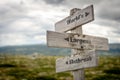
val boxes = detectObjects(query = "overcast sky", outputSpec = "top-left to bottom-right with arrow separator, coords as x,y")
0,0 -> 120,46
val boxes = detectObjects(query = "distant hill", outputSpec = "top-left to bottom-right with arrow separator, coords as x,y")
0,44 -> 71,56
0,44 -> 120,56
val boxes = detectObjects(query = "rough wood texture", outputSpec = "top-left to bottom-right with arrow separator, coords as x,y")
70,10 -> 85,79
47,31 -> 109,50
55,5 -> 94,32
70,8 -> 85,79
71,25 -> 85,80
56,49 -> 98,73
72,69 -> 84,80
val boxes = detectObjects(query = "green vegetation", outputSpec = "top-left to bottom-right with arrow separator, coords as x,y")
85,56 -> 120,80
0,55 -> 120,80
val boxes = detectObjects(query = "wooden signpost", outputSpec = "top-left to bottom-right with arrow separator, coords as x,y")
46,5 -> 109,80
56,49 -> 98,73
55,5 -> 94,32
47,31 -> 109,50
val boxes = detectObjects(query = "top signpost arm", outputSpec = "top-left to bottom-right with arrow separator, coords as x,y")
55,5 -> 94,32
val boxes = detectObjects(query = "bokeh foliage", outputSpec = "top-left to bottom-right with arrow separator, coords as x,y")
0,55 -> 120,80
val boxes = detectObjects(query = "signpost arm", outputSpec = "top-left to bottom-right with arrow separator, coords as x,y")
70,8 -> 84,80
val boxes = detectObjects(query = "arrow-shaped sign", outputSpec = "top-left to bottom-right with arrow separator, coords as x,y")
56,49 -> 98,73
47,31 -> 109,50
55,5 -> 94,32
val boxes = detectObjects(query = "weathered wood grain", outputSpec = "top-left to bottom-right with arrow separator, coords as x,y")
56,50 -> 98,73
55,5 -> 94,32
71,24 -> 84,80
47,31 -> 109,50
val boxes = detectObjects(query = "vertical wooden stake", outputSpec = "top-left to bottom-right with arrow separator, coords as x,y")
71,27 -> 85,80
72,69 -> 84,80
70,8 -> 85,80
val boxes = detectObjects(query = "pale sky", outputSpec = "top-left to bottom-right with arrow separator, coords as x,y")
0,0 -> 120,46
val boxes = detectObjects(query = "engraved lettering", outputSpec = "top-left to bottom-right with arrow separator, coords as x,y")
64,37 -> 91,44
65,56 -> 92,64
66,12 -> 90,25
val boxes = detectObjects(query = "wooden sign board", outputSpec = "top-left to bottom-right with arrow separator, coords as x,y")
47,31 -> 109,50
56,50 -> 98,73
55,5 -> 94,32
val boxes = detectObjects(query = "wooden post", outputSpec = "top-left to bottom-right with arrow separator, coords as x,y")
71,28 -> 85,80
70,8 -> 85,80
72,69 -> 84,80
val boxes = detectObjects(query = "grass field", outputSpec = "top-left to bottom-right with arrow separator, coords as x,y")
0,54 -> 120,80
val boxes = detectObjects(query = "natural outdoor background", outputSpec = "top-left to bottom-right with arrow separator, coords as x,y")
0,0 -> 120,80
0,44 -> 120,80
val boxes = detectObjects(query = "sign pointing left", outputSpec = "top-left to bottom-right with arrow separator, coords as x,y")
47,31 -> 109,50
56,49 -> 98,73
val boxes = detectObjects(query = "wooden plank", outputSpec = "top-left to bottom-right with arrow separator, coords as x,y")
56,49 -> 98,73
47,31 -> 109,50
55,5 -> 94,32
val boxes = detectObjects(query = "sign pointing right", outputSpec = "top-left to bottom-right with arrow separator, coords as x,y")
55,5 -> 94,32
85,12 -> 89,17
